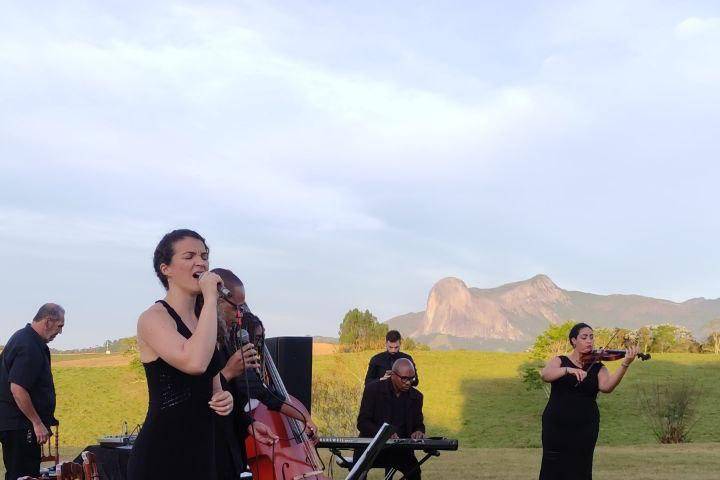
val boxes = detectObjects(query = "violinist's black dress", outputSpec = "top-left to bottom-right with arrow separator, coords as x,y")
127,301 -> 222,480
539,356 -> 603,480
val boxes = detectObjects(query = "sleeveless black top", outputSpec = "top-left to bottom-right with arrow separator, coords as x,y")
539,355 -> 603,480
127,300 -> 222,480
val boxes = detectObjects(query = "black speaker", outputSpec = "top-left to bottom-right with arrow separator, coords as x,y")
264,336 -> 313,413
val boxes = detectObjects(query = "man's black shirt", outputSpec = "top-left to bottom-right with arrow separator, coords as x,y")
0,324 -> 57,431
356,380 -> 425,480
364,351 -> 419,386
357,379 -> 424,438
388,383 -> 410,437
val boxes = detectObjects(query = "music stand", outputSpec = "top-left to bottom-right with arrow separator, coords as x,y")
345,423 -> 395,480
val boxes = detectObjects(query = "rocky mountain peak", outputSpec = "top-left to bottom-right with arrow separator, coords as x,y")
497,274 -> 569,307
428,277 -> 470,302
421,276 -> 523,340
386,274 -> 720,350
529,274 -> 557,289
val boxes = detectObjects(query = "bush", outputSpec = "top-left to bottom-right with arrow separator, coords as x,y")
638,379 -> 701,443
703,332 -> 720,354
338,308 -> 388,352
124,345 -> 145,380
519,360 -> 549,398
403,337 -> 430,351
648,324 -> 700,353
520,322 -> 575,396
312,375 -> 364,436
528,321 -> 575,360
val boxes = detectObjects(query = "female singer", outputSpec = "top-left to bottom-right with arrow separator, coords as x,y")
127,229 -> 234,480
539,323 -> 639,480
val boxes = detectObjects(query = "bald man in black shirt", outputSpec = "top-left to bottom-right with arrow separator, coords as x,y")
0,304 -> 64,480
357,358 -> 425,480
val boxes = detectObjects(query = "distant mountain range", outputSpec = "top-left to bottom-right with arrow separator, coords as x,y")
386,275 -> 720,351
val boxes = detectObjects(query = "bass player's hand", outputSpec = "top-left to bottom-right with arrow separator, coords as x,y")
221,344 -> 260,381
248,420 -> 279,446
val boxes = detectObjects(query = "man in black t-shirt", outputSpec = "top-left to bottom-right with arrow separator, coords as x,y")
364,330 -> 419,386
0,303 -> 65,480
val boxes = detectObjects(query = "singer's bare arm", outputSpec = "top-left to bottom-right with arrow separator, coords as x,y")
137,273 -> 222,375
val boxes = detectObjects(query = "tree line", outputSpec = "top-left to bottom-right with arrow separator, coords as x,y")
529,321 -> 720,359
337,308 -> 427,352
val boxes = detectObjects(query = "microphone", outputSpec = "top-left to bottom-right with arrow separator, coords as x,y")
217,284 -> 232,300
193,272 -> 232,299
238,328 -> 263,379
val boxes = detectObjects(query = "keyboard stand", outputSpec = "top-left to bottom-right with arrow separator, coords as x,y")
330,448 -> 355,469
345,423 -> 395,480
385,449 -> 440,480
331,446 -> 443,480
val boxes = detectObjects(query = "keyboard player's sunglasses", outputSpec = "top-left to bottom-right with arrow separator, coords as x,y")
391,371 -> 416,383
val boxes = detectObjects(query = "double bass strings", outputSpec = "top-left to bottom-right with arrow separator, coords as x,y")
238,311 -> 326,478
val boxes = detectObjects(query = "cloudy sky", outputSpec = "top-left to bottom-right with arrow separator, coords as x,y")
1,1 -> 719,349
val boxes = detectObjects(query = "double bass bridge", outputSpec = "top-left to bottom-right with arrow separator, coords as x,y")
293,470 -> 325,479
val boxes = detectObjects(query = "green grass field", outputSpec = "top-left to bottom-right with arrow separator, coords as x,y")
314,351 -> 720,447
5,444 -> 718,479
4,444 -> 719,479
1,351 -> 719,478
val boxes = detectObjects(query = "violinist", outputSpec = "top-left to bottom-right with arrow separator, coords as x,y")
538,322 -> 640,480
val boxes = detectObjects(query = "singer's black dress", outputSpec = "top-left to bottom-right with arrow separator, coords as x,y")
127,300 -> 222,480
539,356 -> 603,480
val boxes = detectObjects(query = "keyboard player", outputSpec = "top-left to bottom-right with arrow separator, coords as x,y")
356,358 -> 424,480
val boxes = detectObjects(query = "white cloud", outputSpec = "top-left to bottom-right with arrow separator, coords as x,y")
187,164 -> 387,232
2,1 -> 720,346
675,17 -> 720,38
0,207 -> 163,251
672,17 -> 720,83
0,3 -> 585,238
0,3 -> 580,173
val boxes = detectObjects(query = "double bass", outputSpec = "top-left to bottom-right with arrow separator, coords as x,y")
234,316 -> 331,480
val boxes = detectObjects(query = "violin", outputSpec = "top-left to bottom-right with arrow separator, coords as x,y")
580,349 -> 651,369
